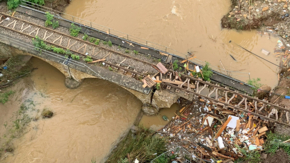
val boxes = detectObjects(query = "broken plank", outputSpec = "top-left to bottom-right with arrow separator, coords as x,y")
88,58 -> 106,63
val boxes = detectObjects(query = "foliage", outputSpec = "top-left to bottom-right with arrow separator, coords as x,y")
108,40 -> 112,47
69,23 -> 81,37
83,34 -> 88,40
71,54 -> 80,60
0,91 -> 14,104
108,66 -> 113,71
83,56 -> 93,62
156,83 -> 160,90
7,0 -> 44,9
89,37 -> 96,43
133,50 -> 138,55
52,20 -> 59,29
107,127 -> 167,163
247,78 -> 262,92
32,36 -> 52,51
103,41 -> 108,45
125,49 -> 129,53
173,60 -> 179,71
264,131 -> 290,156
152,153 -> 176,163
202,62 -> 213,81
45,12 -> 54,27
95,39 -> 100,45
235,145 -> 260,163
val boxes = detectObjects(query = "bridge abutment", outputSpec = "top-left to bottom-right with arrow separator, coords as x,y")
64,77 -> 83,89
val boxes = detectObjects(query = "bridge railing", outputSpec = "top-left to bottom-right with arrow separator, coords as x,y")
17,1 -> 251,83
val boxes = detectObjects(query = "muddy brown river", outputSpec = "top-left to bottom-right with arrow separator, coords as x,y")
2,58 -> 141,163
65,0 -> 280,88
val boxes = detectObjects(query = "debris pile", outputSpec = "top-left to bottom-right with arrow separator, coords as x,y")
157,100 -> 269,162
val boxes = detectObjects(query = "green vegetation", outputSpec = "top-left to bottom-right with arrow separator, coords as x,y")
108,66 -> 113,71
7,0 -> 44,10
52,20 -> 59,29
264,131 -> 290,156
69,23 -> 81,37
152,153 -> 176,163
108,40 -> 112,47
95,39 -> 100,45
173,60 -> 179,71
83,34 -> 88,40
156,83 -> 160,90
103,41 -> 108,45
45,12 -> 54,27
0,91 -> 14,104
0,102 -> 33,157
133,50 -> 138,55
107,127 -> 167,163
32,36 -> 80,61
201,62 -> 213,81
247,78 -> 262,92
89,37 -> 96,43
158,59 -> 161,62
71,54 -> 80,60
125,49 -> 129,53
191,62 -> 213,81
83,56 -> 93,62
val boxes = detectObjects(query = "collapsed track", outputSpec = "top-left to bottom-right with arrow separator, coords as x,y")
0,12 -> 289,127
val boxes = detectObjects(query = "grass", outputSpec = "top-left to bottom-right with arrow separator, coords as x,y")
95,39 -> 100,45
173,60 -> 179,71
0,91 -> 14,104
69,23 -> 81,37
264,131 -> 290,156
108,40 -> 112,47
0,102 -> 33,158
89,37 -> 96,43
108,66 -> 113,71
125,49 -> 129,53
133,50 -> 138,55
106,127 -> 167,163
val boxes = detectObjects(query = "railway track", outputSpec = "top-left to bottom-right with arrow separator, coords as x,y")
158,71 -> 290,126
0,12 -> 289,127
0,12 -> 158,79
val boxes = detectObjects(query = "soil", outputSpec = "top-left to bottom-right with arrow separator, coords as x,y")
262,150 -> 290,163
44,0 -> 70,12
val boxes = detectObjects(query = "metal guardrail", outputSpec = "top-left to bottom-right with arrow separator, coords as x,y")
18,0 -> 251,82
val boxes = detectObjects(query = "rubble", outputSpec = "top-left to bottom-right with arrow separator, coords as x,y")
156,98 -> 269,162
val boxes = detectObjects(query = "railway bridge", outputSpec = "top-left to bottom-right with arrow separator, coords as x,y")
0,4 -> 289,127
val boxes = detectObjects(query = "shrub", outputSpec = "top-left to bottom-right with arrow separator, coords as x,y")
82,34 -> 88,40
83,56 -> 93,62
89,37 -> 96,43
52,20 -> 59,29
103,41 -> 107,45
202,62 -> 213,81
247,78 -> 262,92
71,54 -> 80,60
133,50 -> 138,55
70,23 -> 81,37
7,0 -> 45,9
108,40 -> 112,47
45,12 -> 54,27
173,60 -> 179,71
95,39 -> 100,45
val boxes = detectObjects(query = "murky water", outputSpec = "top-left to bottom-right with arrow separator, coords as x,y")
140,103 -> 180,131
2,58 -> 141,163
65,0 -> 280,88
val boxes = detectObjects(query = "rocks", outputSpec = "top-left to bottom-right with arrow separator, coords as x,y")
152,90 -> 179,109
41,109 -> 54,118
262,6 -> 270,12
142,103 -> 158,115
64,77 -> 82,89
257,85 -> 271,99
130,125 -> 139,134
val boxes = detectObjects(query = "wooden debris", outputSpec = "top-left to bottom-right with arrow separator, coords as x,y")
88,58 -> 105,63
141,47 -> 149,50
215,116 -> 232,139
258,126 -> 268,133
156,62 -> 168,74
143,76 -> 156,88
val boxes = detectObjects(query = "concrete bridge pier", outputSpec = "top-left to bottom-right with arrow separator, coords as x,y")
65,77 -> 83,89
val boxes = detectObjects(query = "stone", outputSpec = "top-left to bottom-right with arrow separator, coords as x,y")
261,153 -> 268,159
65,77 -> 82,89
257,85 -> 271,99
130,125 -> 139,134
152,90 -> 179,109
142,103 -> 158,115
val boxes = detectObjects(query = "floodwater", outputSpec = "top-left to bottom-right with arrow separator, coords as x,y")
2,58 -> 142,163
65,0 -> 280,88
140,103 -> 180,131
